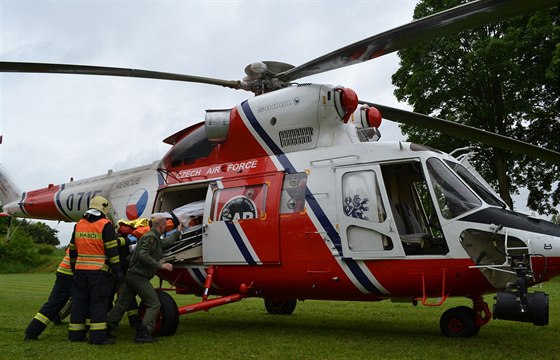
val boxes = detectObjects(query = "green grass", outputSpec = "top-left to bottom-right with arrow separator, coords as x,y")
0,246 -> 66,274
1,273 -> 559,360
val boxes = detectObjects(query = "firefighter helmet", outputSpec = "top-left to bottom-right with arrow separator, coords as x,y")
89,196 -> 110,216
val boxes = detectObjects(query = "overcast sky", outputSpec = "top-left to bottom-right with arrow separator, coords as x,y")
0,0 -> 420,243
0,1 -> 551,245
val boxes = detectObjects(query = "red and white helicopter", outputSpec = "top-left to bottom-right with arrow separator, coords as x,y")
1,0 -> 559,338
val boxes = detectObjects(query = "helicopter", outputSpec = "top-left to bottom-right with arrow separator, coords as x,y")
0,0 -> 559,338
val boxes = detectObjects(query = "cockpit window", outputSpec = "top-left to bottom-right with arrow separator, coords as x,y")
444,160 -> 505,208
426,158 -> 482,219
159,125 -> 216,169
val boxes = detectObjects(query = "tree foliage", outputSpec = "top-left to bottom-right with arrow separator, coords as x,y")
0,231 -> 42,267
0,215 -> 59,246
392,0 -> 559,214
0,213 -> 59,272
19,219 -> 60,246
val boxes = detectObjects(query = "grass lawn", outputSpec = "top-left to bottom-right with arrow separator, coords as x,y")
1,273 -> 558,360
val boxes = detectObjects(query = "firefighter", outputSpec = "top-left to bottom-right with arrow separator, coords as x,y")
24,247 -> 73,340
108,235 -> 140,328
68,196 -> 123,345
107,215 -> 179,343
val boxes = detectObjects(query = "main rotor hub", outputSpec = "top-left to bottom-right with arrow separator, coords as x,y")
241,61 -> 295,94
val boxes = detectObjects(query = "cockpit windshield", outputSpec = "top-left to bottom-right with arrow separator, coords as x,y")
444,160 -> 506,208
426,158 -> 482,219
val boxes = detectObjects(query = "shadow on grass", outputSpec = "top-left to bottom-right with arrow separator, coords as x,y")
185,312 -> 438,338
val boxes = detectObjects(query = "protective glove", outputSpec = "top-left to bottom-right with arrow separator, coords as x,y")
127,234 -> 138,244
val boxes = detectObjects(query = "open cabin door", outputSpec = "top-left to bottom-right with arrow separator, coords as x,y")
335,164 -> 404,259
202,172 -> 283,265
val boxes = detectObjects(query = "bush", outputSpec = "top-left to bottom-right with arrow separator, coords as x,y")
0,233 -> 44,272
37,243 -> 55,255
0,260 -> 29,273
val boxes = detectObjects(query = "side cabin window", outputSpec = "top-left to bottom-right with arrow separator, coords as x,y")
210,184 -> 268,221
336,168 -> 395,255
342,170 -> 386,223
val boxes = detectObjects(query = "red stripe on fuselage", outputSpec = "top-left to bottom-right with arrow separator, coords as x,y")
159,211 -> 500,301
365,259 -> 494,298
532,256 -> 560,282
22,185 -> 66,221
216,107 -> 271,162
161,108 -> 277,186
159,213 -> 376,300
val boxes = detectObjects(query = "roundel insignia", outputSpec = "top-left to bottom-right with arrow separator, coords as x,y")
126,188 -> 149,220
219,195 -> 258,221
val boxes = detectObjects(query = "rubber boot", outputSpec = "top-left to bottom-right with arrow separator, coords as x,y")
89,328 -> 115,345
128,313 -> 140,328
106,323 -> 116,339
24,318 -> 45,340
135,324 -> 157,343
90,337 -> 116,345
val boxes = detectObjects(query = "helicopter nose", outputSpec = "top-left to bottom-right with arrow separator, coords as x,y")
2,201 -> 21,216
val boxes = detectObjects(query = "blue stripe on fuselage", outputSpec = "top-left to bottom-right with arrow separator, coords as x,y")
226,222 -> 256,265
55,184 -> 73,221
19,192 -> 29,216
241,101 -> 297,174
191,267 -> 207,284
240,100 -> 381,294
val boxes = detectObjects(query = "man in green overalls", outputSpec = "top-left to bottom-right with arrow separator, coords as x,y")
107,215 -> 180,343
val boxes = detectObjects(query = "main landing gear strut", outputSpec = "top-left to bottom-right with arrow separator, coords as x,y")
177,266 -> 250,315
439,295 -> 491,338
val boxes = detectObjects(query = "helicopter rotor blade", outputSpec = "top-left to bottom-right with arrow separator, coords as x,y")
278,0 -> 557,82
362,101 -> 560,165
0,62 -> 242,90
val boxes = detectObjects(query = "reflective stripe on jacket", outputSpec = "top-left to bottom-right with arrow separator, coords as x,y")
56,248 -> 73,275
74,218 -> 112,271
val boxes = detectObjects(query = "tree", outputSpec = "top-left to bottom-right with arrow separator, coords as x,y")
20,220 -> 60,246
0,208 -> 59,246
392,0 -> 559,214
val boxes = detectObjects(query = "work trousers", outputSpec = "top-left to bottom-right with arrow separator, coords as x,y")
25,272 -> 73,339
108,274 -> 140,328
68,271 -> 110,343
107,272 -> 160,333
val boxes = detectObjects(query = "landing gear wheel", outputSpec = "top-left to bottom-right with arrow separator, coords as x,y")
440,306 -> 480,338
264,298 -> 297,315
139,290 -> 179,336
